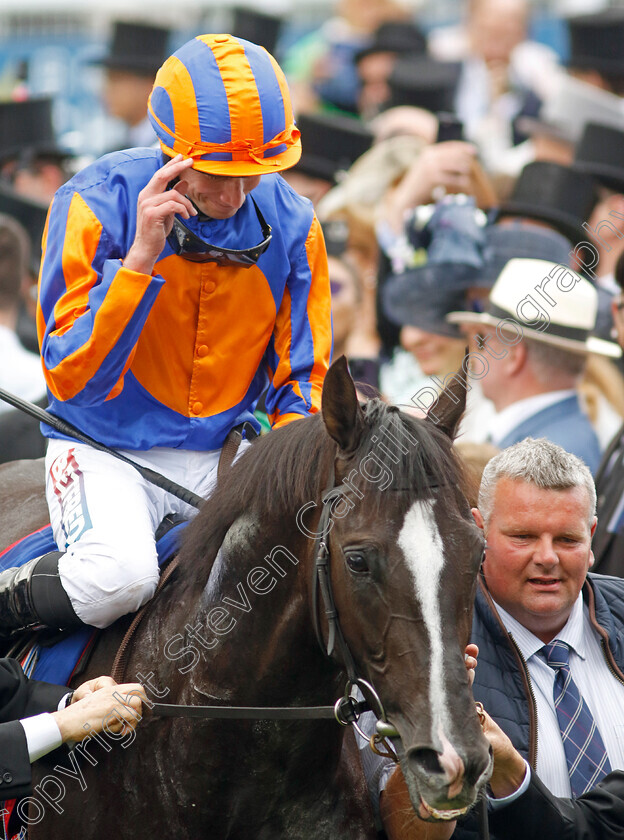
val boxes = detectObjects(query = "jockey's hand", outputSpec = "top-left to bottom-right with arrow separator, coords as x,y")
124,154 -> 197,275
52,682 -> 147,743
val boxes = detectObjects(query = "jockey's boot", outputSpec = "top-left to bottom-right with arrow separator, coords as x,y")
0,551 -> 84,636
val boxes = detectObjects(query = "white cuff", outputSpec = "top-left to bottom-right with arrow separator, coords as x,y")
487,760 -> 531,809
20,713 -> 63,763
58,692 -> 72,710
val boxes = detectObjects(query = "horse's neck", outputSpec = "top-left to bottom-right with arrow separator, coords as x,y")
168,512 -> 339,704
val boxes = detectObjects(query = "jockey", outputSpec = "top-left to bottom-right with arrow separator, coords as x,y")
0,35 -> 331,634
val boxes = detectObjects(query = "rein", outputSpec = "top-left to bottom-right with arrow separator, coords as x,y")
110,440 -> 491,835
115,456 -> 391,745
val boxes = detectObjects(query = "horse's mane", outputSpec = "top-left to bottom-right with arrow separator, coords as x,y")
178,399 -> 466,578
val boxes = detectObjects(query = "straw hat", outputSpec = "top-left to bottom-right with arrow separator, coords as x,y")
447,258 -> 621,358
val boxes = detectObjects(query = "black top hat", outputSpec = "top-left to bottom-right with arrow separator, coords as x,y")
567,9 -> 624,76
0,98 -> 67,164
232,7 -> 283,56
498,161 -> 598,246
294,112 -> 373,183
355,21 -> 427,65
387,57 -> 461,113
321,219 -> 349,257
478,222 -> 574,289
0,183 -> 49,267
574,122 -> 624,194
98,21 -> 171,76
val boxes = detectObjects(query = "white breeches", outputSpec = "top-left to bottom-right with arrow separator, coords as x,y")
45,440 -> 242,628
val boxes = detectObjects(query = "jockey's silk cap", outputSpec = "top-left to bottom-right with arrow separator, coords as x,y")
147,34 -> 301,177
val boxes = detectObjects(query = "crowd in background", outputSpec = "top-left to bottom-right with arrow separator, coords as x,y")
4,2 -> 624,482
3,3 -> 624,837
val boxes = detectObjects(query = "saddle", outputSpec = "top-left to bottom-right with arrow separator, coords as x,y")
0,519 -> 188,682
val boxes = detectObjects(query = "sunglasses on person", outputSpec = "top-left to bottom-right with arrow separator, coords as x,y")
167,195 -> 272,267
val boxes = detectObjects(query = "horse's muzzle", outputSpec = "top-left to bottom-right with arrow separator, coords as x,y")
405,741 -> 493,819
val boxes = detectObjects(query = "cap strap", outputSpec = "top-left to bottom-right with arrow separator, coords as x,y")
148,101 -> 300,166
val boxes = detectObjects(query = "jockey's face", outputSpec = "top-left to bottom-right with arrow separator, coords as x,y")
180,169 -> 261,219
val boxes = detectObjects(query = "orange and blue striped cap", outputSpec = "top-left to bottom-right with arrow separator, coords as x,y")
147,34 -> 301,176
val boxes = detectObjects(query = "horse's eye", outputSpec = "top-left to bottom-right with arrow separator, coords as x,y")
345,552 -> 369,574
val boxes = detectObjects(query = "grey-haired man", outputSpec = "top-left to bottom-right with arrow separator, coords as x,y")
360,437 -> 624,839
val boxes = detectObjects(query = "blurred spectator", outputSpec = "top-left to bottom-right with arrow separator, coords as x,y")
574,123 -> 624,301
429,0 -> 560,173
495,158 -> 622,353
380,196 -> 495,441
0,96 -> 73,352
466,207 -> 624,448
355,20 -> 427,119
498,160 -> 598,247
369,105 -> 439,143
0,185 -> 49,354
0,215 -> 43,409
566,9 -> 624,96
463,222 -> 580,442
282,0 -> 410,114
0,99 -> 71,204
282,112 -> 373,205
592,251 -> 624,575
95,21 -> 171,151
510,73 -> 624,173
0,214 -> 46,463
453,439 -> 500,507
447,258 -> 621,474
322,219 -> 381,391
317,133 -> 425,366
375,138 -> 497,359
231,7 -> 283,56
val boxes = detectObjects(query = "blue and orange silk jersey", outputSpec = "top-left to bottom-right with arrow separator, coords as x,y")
37,149 -> 332,450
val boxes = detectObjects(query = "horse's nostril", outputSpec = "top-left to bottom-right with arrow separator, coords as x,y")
468,744 -> 494,785
408,747 -> 444,778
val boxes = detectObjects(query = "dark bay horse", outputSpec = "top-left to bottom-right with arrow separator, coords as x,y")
2,357 -> 491,839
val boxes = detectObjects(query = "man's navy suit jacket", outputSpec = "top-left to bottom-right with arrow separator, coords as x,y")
497,394 -> 601,475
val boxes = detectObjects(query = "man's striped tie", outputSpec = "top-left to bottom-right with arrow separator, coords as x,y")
543,639 -> 611,797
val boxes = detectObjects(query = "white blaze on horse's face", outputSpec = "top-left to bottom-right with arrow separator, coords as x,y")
397,498 -> 465,790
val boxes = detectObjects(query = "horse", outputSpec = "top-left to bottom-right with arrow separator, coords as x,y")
2,356 -> 491,839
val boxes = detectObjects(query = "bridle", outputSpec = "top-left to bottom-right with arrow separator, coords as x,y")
150,460 -> 394,750
116,450 -> 492,836
309,464 -> 398,746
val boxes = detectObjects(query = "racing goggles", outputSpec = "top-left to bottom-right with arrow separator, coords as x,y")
167,197 -> 272,267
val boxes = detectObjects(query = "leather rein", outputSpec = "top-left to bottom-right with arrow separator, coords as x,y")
114,452 -> 392,741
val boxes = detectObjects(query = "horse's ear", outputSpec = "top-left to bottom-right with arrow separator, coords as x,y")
426,351 -> 468,439
322,356 -> 365,453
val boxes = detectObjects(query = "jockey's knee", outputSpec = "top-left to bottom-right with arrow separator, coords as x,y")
58,542 -> 160,629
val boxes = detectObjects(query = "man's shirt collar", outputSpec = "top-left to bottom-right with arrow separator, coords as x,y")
492,592 -> 586,662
